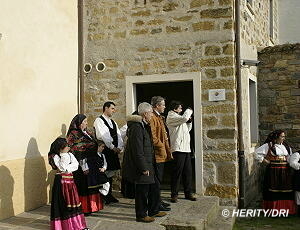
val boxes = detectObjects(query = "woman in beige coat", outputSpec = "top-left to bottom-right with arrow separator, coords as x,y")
166,101 -> 196,203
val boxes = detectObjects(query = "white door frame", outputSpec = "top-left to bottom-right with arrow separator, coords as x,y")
125,72 -> 203,195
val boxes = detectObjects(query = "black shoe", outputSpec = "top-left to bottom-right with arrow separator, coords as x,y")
161,201 -> 170,207
159,204 -> 171,211
185,194 -> 197,201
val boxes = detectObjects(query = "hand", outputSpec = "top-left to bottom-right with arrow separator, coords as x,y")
113,147 -> 121,154
143,170 -> 150,176
83,169 -> 89,175
99,168 -> 105,172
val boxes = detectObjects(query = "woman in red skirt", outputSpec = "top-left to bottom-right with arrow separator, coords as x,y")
48,137 -> 89,230
67,114 -> 103,215
255,130 -> 296,215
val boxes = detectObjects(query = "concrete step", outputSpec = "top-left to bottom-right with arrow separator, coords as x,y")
206,206 -> 236,230
158,195 -> 220,230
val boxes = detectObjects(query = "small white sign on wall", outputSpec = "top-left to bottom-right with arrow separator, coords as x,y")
208,89 -> 226,101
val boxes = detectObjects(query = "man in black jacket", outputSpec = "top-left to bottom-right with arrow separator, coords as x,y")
122,102 -> 167,223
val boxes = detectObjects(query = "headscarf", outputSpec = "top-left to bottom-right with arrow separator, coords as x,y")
48,137 -> 68,170
67,114 -> 87,135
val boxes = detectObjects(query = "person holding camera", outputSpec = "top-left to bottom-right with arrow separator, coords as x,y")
166,101 -> 196,203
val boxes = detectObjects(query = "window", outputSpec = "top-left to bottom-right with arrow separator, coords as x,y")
269,0 -> 274,39
249,79 -> 258,143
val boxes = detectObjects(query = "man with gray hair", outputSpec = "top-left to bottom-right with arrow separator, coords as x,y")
122,102 -> 167,222
149,96 -> 172,211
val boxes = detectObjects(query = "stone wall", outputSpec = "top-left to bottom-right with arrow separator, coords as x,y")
258,43 -> 300,149
240,0 -> 279,47
83,0 -> 238,205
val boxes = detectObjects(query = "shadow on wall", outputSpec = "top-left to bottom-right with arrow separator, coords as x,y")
59,124 -> 67,138
24,138 -> 47,211
0,165 -> 14,219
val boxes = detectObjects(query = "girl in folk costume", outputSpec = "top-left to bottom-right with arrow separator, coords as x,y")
67,114 -> 103,215
255,130 -> 296,214
288,150 -> 300,216
48,137 -> 89,230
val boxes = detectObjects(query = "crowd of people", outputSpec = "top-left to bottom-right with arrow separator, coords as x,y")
48,97 -> 196,229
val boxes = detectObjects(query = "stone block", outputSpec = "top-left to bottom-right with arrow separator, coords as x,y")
135,20 -> 145,26
109,7 -> 118,14
203,162 -> 216,187
221,67 -> 234,77
137,47 -> 150,52
130,29 -> 148,35
114,31 -> 126,39
147,19 -> 165,25
167,58 -> 181,68
205,45 -> 221,56
192,21 -> 214,31
224,20 -> 233,29
203,115 -> 218,127
131,10 -> 151,17
292,72 -> 300,79
222,44 -> 234,55
200,57 -> 234,67
173,15 -> 193,21
205,184 -> 237,198
217,163 -> 236,184
151,28 -> 162,34
219,0 -> 232,6
190,0 -> 214,8
203,104 -> 236,114
291,89 -> 300,96
274,60 -> 288,68
207,129 -> 236,139
203,153 -> 236,162
205,69 -> 217,78
166,26 -> 182,33
202,79 -> 235,89
200,8 -> 232,18
288,60 -> 300,65
163,2 -> 178,11
221,115 -> 235,127
217,142 -> 236,151
104,59 -> 119,67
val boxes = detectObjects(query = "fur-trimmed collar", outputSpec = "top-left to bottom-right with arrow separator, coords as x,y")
126,114 -> 143,122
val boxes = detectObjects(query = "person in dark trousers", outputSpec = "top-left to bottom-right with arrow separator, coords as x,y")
122,102 -> 167,223
166,101 -> 197,202
149,96 -> 172,211
94,101 -> 123,204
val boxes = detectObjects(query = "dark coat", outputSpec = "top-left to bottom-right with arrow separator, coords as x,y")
122,115 -> 155,184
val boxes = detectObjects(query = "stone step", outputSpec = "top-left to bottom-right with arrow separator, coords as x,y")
157,195 -> 220,230
206,206 -> 236,230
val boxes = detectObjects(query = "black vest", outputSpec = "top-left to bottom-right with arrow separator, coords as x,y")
99,115 -> 120,171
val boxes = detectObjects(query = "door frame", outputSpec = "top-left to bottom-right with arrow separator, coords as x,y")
125,72 -> 203,195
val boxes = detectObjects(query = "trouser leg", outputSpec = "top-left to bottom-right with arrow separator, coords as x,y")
182,153 -> 193,196
135,184 -> 149,218
171,152 -> 186,197
148,175 -> 161,216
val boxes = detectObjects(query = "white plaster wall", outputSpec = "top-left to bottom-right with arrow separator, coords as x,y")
0,0 -> 78,161
279,0 -> 300,44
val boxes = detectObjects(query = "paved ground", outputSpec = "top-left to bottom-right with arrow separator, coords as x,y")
0,192 -> 229,230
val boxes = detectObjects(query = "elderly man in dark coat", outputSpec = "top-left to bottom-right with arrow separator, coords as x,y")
122,102 -> 167,223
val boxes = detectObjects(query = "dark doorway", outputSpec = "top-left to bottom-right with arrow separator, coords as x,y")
136,81 -> 195,192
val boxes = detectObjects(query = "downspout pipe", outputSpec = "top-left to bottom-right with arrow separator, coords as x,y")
78,0 -> 84,114
235,0 -> 245,209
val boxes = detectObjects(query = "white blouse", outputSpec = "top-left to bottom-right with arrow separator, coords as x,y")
255,143 -> 290,163
289,152 -> 300,170
93,114 -> 123,150
53,152 -> 79,173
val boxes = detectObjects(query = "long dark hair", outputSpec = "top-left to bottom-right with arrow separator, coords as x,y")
264,130 -> 291,155
48,138 -> 68,170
